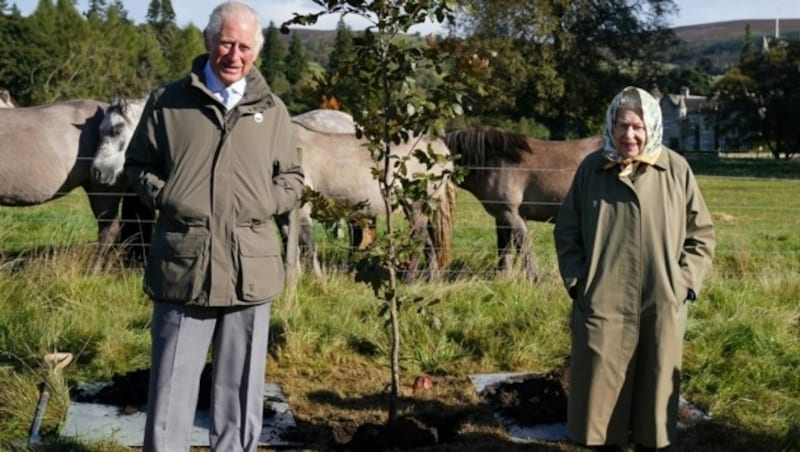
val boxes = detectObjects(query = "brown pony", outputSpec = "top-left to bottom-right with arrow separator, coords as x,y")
445,127 -> 601,282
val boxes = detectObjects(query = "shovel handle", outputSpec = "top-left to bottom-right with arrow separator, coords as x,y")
28,352 -> 72,447
28,382 -> 50,447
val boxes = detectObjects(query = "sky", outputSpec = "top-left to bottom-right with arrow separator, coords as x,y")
10,0 -> 799,33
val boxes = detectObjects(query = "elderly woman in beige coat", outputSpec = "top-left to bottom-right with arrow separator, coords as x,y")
554,86 -> 715,451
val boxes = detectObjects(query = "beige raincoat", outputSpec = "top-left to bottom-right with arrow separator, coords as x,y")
553,87 -> 715,448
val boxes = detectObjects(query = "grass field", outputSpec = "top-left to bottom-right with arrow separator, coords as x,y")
0,157 -> 798,451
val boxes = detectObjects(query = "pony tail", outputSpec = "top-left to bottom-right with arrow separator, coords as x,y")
432,179 -> 456,271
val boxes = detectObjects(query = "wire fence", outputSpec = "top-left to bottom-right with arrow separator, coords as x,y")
2,172 -> 798,282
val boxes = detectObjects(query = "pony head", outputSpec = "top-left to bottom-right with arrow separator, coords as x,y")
92,97 -> 146,186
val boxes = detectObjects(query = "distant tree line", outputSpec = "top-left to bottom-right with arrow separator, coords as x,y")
2,0 -> 799,156
0,0 -> 203,105
714,25 -> 800,159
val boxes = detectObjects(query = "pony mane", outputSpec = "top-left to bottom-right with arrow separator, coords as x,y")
105,101 -> 125,118
445,127 -> 532,171
108,97 -> 147,124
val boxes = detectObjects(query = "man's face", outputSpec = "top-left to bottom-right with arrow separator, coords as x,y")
206,17 -> 258,86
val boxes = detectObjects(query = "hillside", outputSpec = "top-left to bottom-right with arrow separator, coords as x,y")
278,28 -> 340,66
665,19 -> 800,72
673,19 -> 800,42
280,19 -> 800,73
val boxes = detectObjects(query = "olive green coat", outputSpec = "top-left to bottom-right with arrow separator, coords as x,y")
125,56 -> 304,307
553,146 -> 715,447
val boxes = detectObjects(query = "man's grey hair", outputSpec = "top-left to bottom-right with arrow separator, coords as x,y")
204,1 -> 264,53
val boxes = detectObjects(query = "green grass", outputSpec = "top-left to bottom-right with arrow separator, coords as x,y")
1,158 -> 799,450
689,155 -> 800,180
0,189 -> 95,256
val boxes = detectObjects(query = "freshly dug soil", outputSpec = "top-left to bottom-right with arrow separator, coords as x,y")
478,363 -> 571,425
71,364 -> 231,412
477,360 -> 707,430
69,359 -> 704,450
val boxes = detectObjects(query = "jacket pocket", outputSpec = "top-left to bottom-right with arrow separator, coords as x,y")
236,224 -> 284,302
144,226 -> 209,303
671,261 -> 688,306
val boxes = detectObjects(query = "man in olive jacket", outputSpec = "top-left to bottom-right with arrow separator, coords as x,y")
554,87 -> 715,451
124,2 -> 304,451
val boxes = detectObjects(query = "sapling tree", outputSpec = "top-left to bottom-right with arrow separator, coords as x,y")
283,0 -> 486,423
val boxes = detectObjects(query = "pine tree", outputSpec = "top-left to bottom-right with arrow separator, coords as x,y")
0,6 -> 41,104
80,0 -> 144,99
260,22 -> 287,85
25,0 -> 91,102
146,0 -> 177,56
740,24 -> 756,64
107,0 -> 129,22
284,33 -> 307,85
86,0 -> 107,19
146,0 -> 160,24
165,24 -> 205,79
327,17 -> 354,74
324,18 -> 358,109
160,0 -> 175,26
31,0 -> 56,25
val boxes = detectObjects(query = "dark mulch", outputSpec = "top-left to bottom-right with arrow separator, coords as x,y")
478,361 -> 571,426
71,364 -> 222,413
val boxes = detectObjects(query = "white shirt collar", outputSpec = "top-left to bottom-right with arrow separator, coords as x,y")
203,61 -> 247,110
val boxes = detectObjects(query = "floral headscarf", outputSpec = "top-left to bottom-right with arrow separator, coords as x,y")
602,86 -> 663,178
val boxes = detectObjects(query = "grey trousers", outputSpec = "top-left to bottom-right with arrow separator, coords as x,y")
143,301 -> 271,452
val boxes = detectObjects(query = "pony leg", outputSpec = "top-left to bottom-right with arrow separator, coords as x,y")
277,205 -> 320,277
275,212 -> 291,248
420,214 -> 441,281
119,192 -> 153,268
404,213 -> 439,282
508,214 -> 538,283
299,209 -> 321,277
86,190 -> 124,274
495,217 -> 514,277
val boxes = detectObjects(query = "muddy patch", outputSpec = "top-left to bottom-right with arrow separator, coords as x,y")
471,362 -> 709,443
479,366 -> 570,426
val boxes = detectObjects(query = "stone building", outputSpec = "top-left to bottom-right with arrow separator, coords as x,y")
656,32 -> 779,154
656,87 -> 725,153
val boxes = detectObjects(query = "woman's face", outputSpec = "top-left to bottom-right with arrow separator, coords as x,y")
613,108 -> 647,159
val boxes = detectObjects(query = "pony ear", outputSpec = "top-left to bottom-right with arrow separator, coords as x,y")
110,95 -> 128,110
